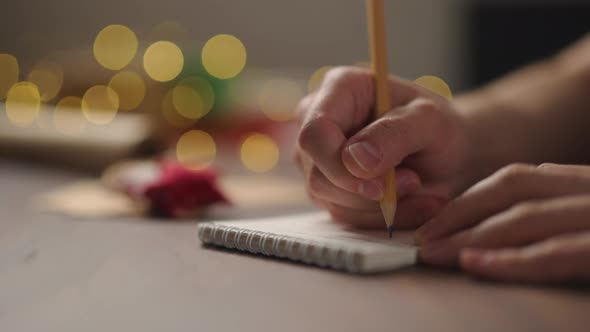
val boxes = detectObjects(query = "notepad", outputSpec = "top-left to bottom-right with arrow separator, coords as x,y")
198,212 -> 417,274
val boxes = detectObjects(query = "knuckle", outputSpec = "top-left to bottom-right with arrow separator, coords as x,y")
412,97 -> 440,118
507,202 -> 541,222
295,94 -> 314,119
372,117 -> 406,142
495,163 -> 537,186
323,66 -> 360,88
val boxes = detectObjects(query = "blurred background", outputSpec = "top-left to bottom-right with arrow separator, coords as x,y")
0,0 -> 588,216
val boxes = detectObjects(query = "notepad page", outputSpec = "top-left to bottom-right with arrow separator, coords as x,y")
199,212 -> 417,273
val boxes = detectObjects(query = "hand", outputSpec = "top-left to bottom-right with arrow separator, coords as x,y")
418,163 -> 590,283
295,67 -> 474,229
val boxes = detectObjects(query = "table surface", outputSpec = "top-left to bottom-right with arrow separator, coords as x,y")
1,160 -> 589,332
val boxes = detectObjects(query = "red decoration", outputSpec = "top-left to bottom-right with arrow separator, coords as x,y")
141,160 -> 228,218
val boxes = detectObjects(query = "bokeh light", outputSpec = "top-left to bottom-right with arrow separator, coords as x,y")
34,106 -> 53,131
108,71 -> 146,110
5,82 -> 41,127
308,66 -> 332,92
414,75 -> 453,101
27,62 -> 63,102
81,85 -> 119,125
162,88 -> 196,128
93,25 -> 138,70
143,41 -> 184,82
240,133 -> 279,173
53,96 -> 87,135
176,130 -> 216,169
172,76 -> 215,120
201,34 -> 247,80
0,54 -> 19,100
258,79 -> 304,121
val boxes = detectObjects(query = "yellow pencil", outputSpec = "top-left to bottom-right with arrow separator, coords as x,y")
366,0 -> 397,238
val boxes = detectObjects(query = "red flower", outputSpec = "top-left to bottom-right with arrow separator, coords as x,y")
142,161 -> 228,218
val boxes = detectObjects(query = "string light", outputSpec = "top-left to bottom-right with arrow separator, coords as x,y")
258,78 -> 304,122
176,130 -> 217,170
5,82 -> 41,127
93,25 -> 138,70
53,96 -> 87,135
82,85 -> 119,125
143,41 -> 184,82
0,54 -> 19,100
202,34 -> 247,80
240,133 -> 279,173
108,71 -> 146,110
27,62 -> 63,102
414,75 -> 453,101
307,66 -> 332,92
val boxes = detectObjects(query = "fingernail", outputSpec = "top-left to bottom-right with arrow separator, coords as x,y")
347,142 -> 382,172
357,180 -> 384,200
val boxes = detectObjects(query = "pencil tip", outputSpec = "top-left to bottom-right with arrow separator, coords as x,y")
387,225 -> 393,239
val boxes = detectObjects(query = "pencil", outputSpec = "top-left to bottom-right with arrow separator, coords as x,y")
366,0 -> 397,238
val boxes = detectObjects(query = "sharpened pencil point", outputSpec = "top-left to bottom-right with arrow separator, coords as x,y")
387,225 -> 393,239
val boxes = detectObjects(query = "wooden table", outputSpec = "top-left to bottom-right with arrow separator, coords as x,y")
1,160 -> 589,332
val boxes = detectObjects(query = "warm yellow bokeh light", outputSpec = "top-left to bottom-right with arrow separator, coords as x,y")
414,75 -> 453,101
176,130 -> 217,169
27,62 -> 63,102
308,66 -> 332,92
108,71 -> 146,110
5,82 -> 41,127
93,24 -> 138,70
143,41 -> 184,82
240,133 -> 279,173
258,79 -> 304,122
202,34 -> 247,80
0,54 -> 19,100
172,76 -> 215,120
82,85 -> 119,125
162,88 -> 196,128
53,96 -> 87,135
150,21 -> 188,41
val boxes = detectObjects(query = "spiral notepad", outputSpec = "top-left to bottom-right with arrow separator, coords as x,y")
198,212 -> 417,273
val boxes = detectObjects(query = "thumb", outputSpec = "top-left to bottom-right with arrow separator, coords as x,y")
341,98 -> 442,179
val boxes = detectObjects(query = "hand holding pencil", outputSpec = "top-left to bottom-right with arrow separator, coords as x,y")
295,3 -> 474,232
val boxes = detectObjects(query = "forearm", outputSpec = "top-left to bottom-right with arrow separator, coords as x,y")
455,35 -> 590,183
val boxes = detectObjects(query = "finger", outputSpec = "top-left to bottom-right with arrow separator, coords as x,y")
295,92 -> 316,125
307,166 -> 422,210
416,164 -> 590,243
326,204 -> 383,228
298,67 -> 421,199
299,116 -> 384,199
303,67 -> 421,134
393,194 -> 445,230
460,231 -> 590,283
341,97 -> 448,179
419,195 -> 590,266
326,194 -> 443,230
538,163 -> 590,177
